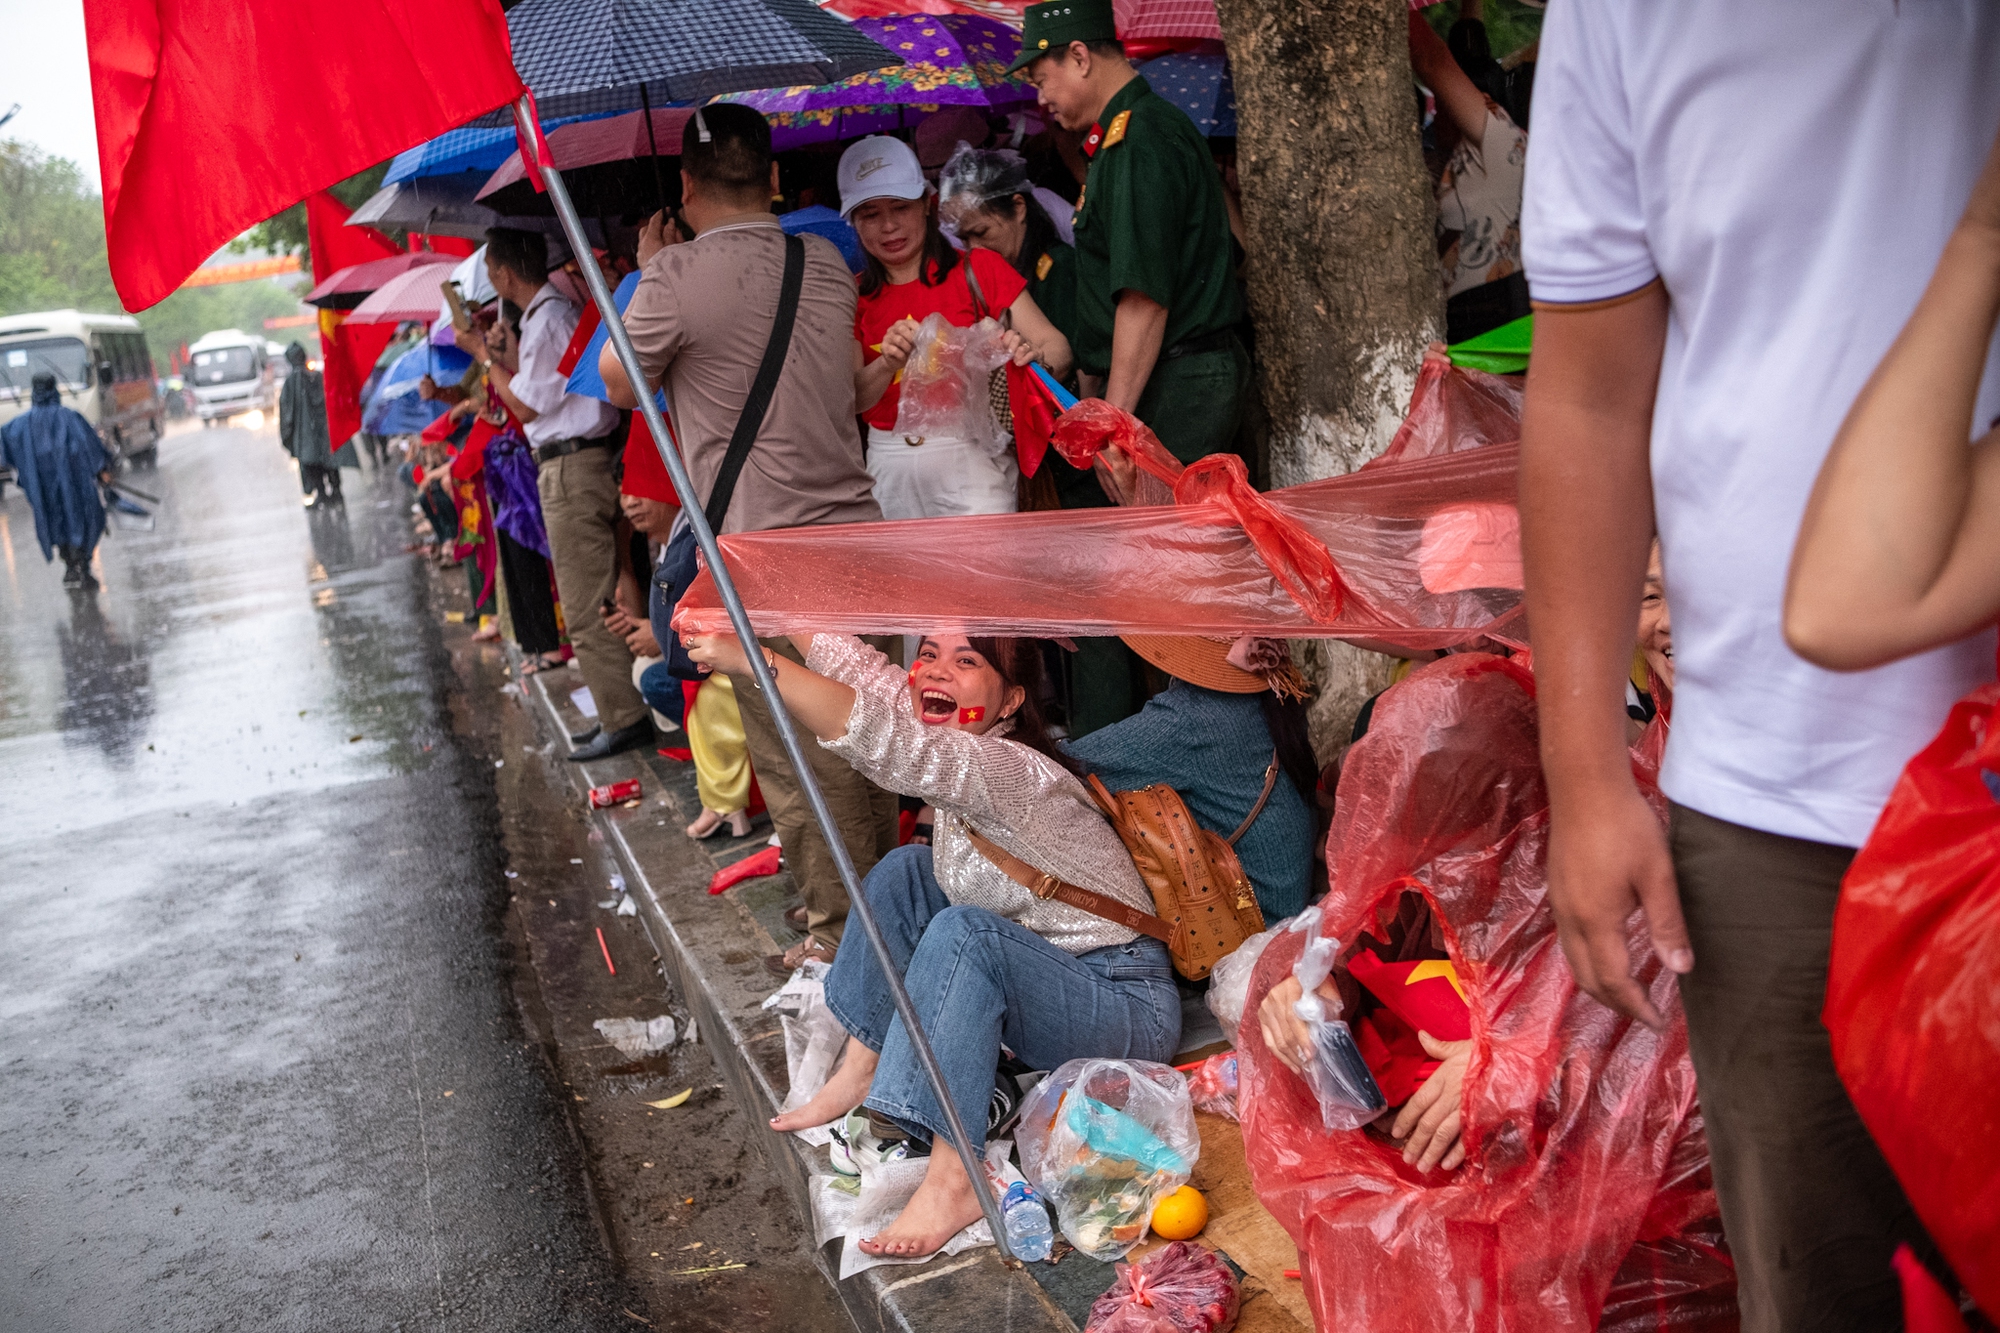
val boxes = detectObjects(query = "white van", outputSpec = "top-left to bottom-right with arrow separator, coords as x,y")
0,309 -> 166,467
187,329 -> 277,426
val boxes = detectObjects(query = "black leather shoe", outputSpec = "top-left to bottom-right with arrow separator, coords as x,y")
566,718 -> 654,762
568,723 -> 601,746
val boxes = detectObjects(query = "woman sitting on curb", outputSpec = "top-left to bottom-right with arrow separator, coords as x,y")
684,627 -> 1179,1258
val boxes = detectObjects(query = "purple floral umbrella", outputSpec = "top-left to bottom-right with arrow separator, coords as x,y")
726,13 -> 1035,126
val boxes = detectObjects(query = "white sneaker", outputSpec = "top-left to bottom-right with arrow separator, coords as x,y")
828,1109 -> 907,1178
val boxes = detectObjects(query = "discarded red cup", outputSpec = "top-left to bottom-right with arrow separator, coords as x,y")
589,778 -> 642,808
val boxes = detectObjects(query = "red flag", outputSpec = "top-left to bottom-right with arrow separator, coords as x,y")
85,0 -> 524,309
408,234 -> 479,258
306,191 -> 403,446
306,189 -> 399,280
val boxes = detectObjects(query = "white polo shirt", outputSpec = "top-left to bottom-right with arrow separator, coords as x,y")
1523,0 -> 2000,847
513,285 -> 619,448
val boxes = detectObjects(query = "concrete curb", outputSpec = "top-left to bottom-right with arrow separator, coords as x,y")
520,667 -> 1080,1333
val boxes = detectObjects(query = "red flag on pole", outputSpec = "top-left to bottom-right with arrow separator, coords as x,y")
306,189 -> 400,281
306,192 -> 402,448
84,0 -> 524,310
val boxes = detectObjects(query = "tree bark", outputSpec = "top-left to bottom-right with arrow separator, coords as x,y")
1215,0 -> 1444,755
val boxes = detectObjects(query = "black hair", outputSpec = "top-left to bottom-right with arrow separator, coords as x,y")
856,200 -> 961,298
964,636 -> 1081,776
484,227 -> 548,286
1260,692 -> 1321,804
1003,191 -> 1062,281
682,103 -> 773,198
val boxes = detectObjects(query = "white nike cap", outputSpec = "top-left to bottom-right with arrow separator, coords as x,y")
837,136 -> 929,219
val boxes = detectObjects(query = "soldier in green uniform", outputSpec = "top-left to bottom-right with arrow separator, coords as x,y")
1011,0 -> 1247,471
1012,0 -> 1249,734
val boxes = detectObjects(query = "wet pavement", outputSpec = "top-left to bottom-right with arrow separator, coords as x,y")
0,421 -> 832,1331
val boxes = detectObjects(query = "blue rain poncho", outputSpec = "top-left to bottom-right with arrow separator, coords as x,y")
1,375 -> 111,561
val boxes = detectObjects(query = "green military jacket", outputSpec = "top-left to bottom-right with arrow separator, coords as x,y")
1025,239 -> 1079,349
1069,76 -> 1242,376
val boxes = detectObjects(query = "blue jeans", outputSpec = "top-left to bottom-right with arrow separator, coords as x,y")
637,660 -> 686,730
824,845 -> 1181,1148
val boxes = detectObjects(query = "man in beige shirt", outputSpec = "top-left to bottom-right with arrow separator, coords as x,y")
603,103 -> 895,973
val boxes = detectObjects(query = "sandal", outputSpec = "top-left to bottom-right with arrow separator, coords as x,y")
764,935 -> 836,977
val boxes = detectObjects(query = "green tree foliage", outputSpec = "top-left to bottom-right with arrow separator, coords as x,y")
0,139 -> 386,369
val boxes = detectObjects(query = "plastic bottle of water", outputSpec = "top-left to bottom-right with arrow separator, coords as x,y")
1001,1180 -> 1054,1261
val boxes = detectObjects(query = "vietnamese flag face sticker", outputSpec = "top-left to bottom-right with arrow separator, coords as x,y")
958,706 -> 985,724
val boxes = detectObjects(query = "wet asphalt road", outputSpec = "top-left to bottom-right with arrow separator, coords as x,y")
0,422 -> 648,1331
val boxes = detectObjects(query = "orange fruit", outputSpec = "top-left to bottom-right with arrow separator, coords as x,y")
1149,1185 -> 1209,1240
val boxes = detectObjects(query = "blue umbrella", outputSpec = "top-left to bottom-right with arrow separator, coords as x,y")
468,0 -> 901,126
1135,52 -> 1237,137
385,113 -> 623,184
566,272 -> 667,409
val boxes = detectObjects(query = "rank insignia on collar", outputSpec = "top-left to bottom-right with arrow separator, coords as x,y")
1101,109 -> 1131,149
1036,252 -> 1054,281
1082,121 -> 1104,157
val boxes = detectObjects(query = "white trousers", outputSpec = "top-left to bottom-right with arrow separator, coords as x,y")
865,428 -> 1019,520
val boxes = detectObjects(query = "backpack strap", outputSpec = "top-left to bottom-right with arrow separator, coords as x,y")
962,824 -> 1172,944
1226,751 -> 1282,847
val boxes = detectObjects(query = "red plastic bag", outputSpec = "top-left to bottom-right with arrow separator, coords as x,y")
1084,1240 -> 1241,1333
1237,655 -> 1735,1333
674,366 -> 1522,649
1825,678 -> 2000,1317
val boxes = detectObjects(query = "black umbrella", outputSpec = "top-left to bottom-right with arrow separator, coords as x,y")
470,0 -> 900,127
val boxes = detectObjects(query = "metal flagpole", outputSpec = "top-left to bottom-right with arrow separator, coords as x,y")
511,96 -> 1019,1266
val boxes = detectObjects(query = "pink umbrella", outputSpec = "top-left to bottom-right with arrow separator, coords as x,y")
345,262 -> 466,325
477,107 -> 696,200
1113,0 -> 1221,43
303,251 -> 456,310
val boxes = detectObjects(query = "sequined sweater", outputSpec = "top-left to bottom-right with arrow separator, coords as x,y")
809,635 -> 1154,954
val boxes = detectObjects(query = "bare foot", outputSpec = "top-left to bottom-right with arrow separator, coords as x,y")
857,1147 -> 985,1258
770,1036 -> 878,1133
687,808 -> 724,839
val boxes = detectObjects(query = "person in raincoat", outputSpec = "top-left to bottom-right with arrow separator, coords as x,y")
0,371 -> 113,588
277,342 -> 357,506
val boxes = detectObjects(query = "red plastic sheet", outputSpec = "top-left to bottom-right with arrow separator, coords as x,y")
1236,655 -> 1735,1333
1826,679 -> 2000,1317
674,367 -> 1522,647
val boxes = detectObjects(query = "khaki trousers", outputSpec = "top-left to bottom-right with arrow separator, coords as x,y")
1670,804 -> 1942,1333
536,447 -> 647,734
730,637 -> 899,950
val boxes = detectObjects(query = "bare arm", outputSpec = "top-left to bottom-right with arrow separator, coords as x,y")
683,632 -> 856,743
1520,282 -> 1685,1031
1004,290 -> 1074,380
486,363 -> 541,424
854,319 -> 920,416
599,342 -> 639,410
1104,290 -> 1168,414
1786,131 -> 2000,671
1408,11 -> 1491,145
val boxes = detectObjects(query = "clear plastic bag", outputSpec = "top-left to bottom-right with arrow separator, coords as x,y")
890,311 -> 1012,457
1016,1058 -> 1199,1261
1204,924 -> 1275,1047
1236,655 -> 1736,1333
1286,909 -> 1386,1132
1084,1241 -> 1242,1333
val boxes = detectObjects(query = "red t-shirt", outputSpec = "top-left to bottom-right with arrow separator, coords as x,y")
854,247 -> 1026,431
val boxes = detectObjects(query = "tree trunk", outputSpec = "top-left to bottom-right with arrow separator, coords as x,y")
1214,0 -> 1445,757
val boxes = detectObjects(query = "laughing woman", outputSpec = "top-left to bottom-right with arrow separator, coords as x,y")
683,628 -> 1178,1258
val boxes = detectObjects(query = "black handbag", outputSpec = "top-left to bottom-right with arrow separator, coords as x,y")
648,232 -> 806,680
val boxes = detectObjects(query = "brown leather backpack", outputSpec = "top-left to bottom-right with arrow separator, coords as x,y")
965,757 -> 1276,981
